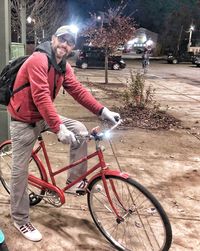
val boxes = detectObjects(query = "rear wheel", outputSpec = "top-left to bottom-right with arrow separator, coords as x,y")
0,141 -> 45,206
87,175 -> 172,251
172,59 -> 178,64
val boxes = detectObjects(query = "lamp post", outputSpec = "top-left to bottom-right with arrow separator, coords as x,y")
27,16 -> 37,46
187,25 -> 194,52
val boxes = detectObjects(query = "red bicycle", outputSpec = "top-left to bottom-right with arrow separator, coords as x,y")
0,120 -> 172,251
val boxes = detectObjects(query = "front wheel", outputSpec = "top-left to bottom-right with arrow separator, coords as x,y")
0,141 -> 45,206
81,62 -> 88,69
87,175 -> 172,251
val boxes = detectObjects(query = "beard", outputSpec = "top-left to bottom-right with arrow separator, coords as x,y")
54,45 -> 69,60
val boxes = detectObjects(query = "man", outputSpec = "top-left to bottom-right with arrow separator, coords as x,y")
8,25 -> 120,242
141,46 -> 151,71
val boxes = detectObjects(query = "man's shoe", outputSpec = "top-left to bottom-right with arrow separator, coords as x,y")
65,180 -> 88,195
14,222 -> 42,242
65,179 -> 102,195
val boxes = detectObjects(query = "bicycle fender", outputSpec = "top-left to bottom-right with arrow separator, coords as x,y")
0,140 -> 11,148
88,170 -> 129,184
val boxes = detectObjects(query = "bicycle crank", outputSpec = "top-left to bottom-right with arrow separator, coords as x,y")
29,190 -> 63,207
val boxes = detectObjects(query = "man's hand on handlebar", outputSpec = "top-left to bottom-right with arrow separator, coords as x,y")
57,124 -> 77,145
100,107 -> 121,124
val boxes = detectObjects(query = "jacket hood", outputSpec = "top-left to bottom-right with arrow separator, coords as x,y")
35,41 -> 66,74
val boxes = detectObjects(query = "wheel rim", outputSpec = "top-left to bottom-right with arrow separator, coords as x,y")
0,142 -> 45,206
81,62 -> 88,69
113,63 -> 120,70
88,176 -> 171,251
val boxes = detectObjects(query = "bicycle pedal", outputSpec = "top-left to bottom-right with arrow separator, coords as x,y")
65,190 -> 86,196
76,190 -> 86,196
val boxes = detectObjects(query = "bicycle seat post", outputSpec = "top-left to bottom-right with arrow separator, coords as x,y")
38,134 -> 43,141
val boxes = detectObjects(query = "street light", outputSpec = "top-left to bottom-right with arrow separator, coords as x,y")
27,16 -> 37,46
69,24 -> 79,34
187,25 -> 194,51
68,24 -> 79,43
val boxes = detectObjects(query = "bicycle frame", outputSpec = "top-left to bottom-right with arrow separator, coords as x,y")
27,134 -> 129,212
0,120 -> 173,250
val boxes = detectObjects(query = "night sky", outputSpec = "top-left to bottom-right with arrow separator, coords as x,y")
64,0 -> 200,51
66,0 -> 121,27
65,0 -> 199,34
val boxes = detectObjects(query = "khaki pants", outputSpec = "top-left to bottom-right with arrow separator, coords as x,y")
10,116 -> 88,225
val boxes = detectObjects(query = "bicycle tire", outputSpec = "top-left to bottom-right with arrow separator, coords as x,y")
0,141 -> 45,206
87,175 -> 172,251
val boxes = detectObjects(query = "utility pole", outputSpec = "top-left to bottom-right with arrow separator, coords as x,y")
20,0 -> 26,49
0,0 -> 11,142
176,25 -> 183,55
187,25 -> 194,52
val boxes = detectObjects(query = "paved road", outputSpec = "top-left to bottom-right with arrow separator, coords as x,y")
73,59 -> 200,87
134,60 -> 200,87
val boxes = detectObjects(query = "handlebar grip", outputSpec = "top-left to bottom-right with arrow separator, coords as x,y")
114,116 -> 120,122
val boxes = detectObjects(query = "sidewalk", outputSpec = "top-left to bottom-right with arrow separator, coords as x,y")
1,70 -> 200,250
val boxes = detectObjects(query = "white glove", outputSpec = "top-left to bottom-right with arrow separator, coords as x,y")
57,124 -> 76,144
100,107 -> 120,124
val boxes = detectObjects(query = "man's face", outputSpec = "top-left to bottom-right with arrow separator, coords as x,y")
51,34 -> 75,61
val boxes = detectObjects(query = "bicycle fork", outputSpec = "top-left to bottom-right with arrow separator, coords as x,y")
101,172 -> 131,223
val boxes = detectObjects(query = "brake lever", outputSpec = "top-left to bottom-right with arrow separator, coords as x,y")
109,119 -> 123,132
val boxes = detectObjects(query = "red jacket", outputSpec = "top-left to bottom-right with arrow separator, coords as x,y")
8,51 -> 103,133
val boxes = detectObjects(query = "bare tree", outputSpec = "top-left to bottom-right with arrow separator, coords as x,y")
11,0 -> 21,41
11,0 -> 68,44
82,4 -> 136,84
27,0 -> 68,42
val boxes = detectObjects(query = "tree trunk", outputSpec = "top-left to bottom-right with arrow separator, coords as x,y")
105,52 -> 108,84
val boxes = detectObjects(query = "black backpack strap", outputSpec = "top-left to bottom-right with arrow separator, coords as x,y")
12,82 -> 30,95
12,55 -> 52,97
52,57 -> 66,99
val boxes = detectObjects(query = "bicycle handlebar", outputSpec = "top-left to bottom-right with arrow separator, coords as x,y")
43,119 -> 122,143
78,119 -> 123,141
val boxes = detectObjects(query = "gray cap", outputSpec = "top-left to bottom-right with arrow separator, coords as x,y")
55,25 -> 75,38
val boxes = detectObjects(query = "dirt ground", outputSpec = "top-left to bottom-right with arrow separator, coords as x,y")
1,70 -> 200,250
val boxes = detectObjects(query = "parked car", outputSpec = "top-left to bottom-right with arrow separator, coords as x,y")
76,46 -> 126,70
194,55 -> 200,67
190,53 -> 200,65
167,52 -> 194,64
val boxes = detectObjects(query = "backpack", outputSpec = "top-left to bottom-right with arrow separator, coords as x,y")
0,54 -> 53,106
0,55 -> 30,106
